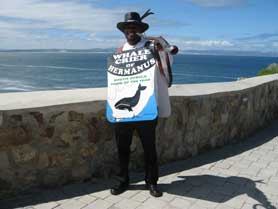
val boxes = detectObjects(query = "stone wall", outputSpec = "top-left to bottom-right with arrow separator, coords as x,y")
0,75 -> 278,197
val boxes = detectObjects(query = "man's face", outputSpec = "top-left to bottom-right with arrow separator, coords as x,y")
124,23 -> 141,45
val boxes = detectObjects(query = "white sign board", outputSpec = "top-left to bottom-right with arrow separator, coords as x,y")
106,47 -> 158,123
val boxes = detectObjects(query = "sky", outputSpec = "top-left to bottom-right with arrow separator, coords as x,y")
0,0 -> 277,53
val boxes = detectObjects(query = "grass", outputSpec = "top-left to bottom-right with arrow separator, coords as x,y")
257,63 -> 278,76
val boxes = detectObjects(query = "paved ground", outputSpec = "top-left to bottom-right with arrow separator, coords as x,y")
1,120 -> 278,209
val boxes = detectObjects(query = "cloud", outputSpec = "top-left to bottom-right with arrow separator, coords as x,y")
236,33 -> 278,41
168,37 -> 234,50
0,0 -> 124,32
0,0 -> 129,48
187,0 -> 248,8
0,0 -> 276,52
0,0 -> 189,49
273,42 -> 278,47
230,33 -> 278,52
183,40 -> 234,47
166,35 -> 278,53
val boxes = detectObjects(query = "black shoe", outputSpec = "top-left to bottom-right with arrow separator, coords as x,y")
146,184 -> 162,197
110,182 -> 129,195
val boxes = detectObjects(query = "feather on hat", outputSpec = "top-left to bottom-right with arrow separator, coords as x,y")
117,9 -> 154,33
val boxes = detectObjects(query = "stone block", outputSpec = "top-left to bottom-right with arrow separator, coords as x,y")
4,114 -> 23,128
221,194 -> 246,209
80,146 -> 97,159
141,198 -> 167,209
10,114 -> 23,121
12,144 -> 37,164
71,163 -> 91,180
197,115 -> 209,128
0,178 -> 12,193
37,152 -> 49,169
42,168 -> 67,187
118,189 -> 139,199
83,199 -> 113,209
131,192 -> 149,202
61,132 -> 74,146
90,189 -> 111,199
0,112 -> 3,127
0,151 -> 10,169
221,113 -> 229,124
115,199 -> 141,209
104,195 -> 123,204
0,126 -> 30,149
88,124 -> 98,144
170,197 -> 192,209
48,111 -> 65,123
76,195 -> 97,204
215,205 -> 234,209
30,112 -> 44,126
45,126 -> 55,138
57,199 -> 87,209
34,201 -> 59,209
68,111 -> 84,122
48,152 -> 72,168
192,199 -> 219,209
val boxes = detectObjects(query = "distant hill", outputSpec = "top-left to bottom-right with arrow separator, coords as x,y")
180,49 -> 278,57
0,48 -> 277,57
0,48 -> 116,53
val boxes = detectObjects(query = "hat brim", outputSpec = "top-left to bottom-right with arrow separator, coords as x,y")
117,21 -> 149,33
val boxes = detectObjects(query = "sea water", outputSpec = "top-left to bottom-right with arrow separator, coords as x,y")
0,52 -> 277,93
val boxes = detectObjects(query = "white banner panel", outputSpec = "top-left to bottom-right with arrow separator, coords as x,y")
106,47 -> 158,123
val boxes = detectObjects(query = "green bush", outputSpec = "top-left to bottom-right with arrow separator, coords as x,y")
257,63 -> 278,76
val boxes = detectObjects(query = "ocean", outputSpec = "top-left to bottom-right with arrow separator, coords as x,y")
0,52 -> 277,93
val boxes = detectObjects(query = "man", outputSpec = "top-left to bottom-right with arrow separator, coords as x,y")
109,10 -> 173,198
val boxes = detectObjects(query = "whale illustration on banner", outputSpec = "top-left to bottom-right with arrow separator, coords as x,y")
114,84 -> 147,112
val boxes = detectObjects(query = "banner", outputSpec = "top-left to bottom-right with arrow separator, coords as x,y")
106,47 -> 158,123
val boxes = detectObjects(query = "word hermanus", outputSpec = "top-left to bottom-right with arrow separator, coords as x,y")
108,48 -> 156,76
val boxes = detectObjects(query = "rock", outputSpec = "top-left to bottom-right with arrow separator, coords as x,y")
48,111 -> 65,123
0,126 -> 30,149
71,163 -> 91,180
10,115 -> 22,122
68,111 -> 84,122
230,127 -> 238,139
0,112 -> 3,127
89,115 -> 113,143
185,132 -> 195,145
88,125 -> 97,143
11,144 -> 37,164
80,146 -> 97,159
0,178 -> 12,193
0,152 -> 10,169
61,132 -> 74,146
14,169 -> 37,191
37,152 -> 49,169
197,115 -> 209,127
221,113 -> 229,124
43,168 -> 67,187
48,152 -> 72,168
30,112 -> 44,126
188,144 -> 198,156
45,126 -> 55,138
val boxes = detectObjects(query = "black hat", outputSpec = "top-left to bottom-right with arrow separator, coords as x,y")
117,9 -> 154,33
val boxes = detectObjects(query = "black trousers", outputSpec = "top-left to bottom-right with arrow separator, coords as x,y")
113,119 -> 158,185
